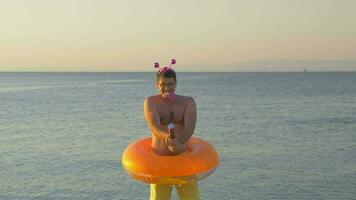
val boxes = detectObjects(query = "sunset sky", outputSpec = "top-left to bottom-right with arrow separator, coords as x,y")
1,0 -> 355,72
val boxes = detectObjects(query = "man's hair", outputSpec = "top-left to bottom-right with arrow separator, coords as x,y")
156,69 -> 177,82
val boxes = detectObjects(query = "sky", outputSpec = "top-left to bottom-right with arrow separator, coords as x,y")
0,0 -> 355,72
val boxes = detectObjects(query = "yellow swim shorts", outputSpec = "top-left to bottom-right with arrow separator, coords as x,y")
150,182 -> 200,200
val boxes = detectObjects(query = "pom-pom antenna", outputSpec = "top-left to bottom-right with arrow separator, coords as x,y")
153,58 -> 176,72
171,59 -> 176,65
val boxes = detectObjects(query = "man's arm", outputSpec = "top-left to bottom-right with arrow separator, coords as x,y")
179,97 -> 197,144
144,98 -> 168,139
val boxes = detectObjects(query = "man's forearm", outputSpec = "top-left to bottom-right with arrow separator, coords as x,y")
152,127 -> 169,140
179,128 -> 194,144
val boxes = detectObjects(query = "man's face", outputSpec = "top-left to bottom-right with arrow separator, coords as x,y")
156,76 -> 176,95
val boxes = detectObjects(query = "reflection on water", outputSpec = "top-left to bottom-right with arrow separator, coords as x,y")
0,85 -> 59,93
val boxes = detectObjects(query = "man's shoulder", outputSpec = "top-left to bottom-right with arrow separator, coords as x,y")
144,96 -> 160,112
177,95 -> 195,104
144,95 -> 160,105
145,95 -> 160,101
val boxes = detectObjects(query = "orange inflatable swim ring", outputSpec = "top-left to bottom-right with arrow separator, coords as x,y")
122,137 -> 219,184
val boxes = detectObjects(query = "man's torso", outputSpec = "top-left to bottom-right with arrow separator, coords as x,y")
149,95 -> 191,155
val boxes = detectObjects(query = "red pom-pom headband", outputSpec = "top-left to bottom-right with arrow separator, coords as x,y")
153,59 -> 176,73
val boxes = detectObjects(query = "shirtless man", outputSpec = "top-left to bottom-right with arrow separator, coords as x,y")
144,67 -> 199,200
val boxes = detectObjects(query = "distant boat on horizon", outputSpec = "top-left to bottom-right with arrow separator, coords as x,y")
304,69 -> 308,72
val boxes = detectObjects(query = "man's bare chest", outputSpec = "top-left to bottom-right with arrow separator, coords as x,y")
157,104 -> 186,125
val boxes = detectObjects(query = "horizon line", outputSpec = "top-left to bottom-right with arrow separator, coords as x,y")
1,70 -> 356,73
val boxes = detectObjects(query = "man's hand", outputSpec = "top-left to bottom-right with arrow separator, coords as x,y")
166,136 -> 182,153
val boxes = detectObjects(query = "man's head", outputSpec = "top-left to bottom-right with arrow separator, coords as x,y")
156,68 -> 176,82
156,69 -> 177,96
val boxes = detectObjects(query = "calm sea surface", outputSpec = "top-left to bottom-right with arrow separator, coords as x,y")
0,72 -> 355,200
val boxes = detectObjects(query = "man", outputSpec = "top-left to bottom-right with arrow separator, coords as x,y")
144,67 -> 199,200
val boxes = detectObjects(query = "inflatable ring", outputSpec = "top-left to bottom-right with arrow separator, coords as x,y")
121,137 -> 219,184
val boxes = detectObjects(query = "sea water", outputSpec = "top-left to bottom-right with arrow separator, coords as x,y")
0,72 -> 355,200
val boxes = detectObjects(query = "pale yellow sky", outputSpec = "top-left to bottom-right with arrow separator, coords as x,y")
0,0 -> 355,71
